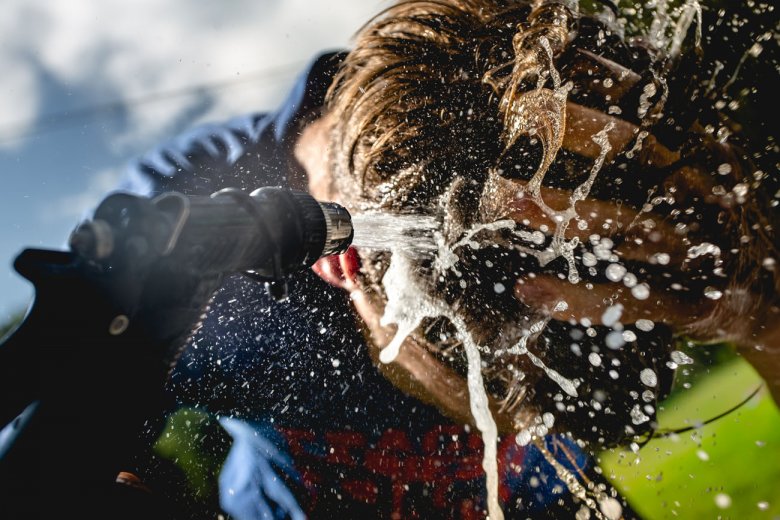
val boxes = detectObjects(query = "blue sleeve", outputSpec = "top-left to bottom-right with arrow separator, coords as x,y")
219,418 -> 306,520
118,112 -> 285,198
117,52 -> 346,199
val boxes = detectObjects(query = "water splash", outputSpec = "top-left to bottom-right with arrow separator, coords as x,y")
537,443 -> 609,520
669,0 -> 703,57
371,5 -> 626,518
451,315 -> 503,520
503,35 -> 571,202
505,325 -> 579,398
378,252 -> 441,364
642,0 -> 704,57
378,250 -> 504,519
375,81 -> 613,520
518,121 -> 615,284
491,27 -> 617,284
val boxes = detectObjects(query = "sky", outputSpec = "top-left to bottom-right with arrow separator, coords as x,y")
0,0 -> 385,322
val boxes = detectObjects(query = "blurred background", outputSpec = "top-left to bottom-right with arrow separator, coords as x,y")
0,0 -> 382,323
0,1 -> 777,518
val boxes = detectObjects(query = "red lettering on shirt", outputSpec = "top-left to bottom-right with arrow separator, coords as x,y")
277,425 -> 526,518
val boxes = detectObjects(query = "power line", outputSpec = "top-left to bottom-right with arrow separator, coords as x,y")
0,60 -> 306,145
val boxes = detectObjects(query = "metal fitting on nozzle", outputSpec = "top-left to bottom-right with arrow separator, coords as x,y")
318,201 -> 353,257
270,189 -> 353,268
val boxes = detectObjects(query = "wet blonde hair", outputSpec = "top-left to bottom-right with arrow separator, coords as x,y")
327,0 -> 534,211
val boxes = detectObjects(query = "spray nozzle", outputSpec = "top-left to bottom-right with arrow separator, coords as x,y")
70,187 -> 354,301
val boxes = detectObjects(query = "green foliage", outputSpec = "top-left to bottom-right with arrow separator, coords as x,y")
665,340 -> 739,400
600,358 -> 780,518
153,407 -> 231,499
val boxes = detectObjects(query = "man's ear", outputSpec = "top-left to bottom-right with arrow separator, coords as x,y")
312,247 -> 360,291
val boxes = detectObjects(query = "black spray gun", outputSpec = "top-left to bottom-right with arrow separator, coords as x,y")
0,187 -> 353,516
69,187 -> 353,300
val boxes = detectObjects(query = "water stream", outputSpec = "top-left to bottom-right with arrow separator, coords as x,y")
351,213 -> 439,257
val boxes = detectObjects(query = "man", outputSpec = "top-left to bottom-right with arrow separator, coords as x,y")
120,0 -> 777,518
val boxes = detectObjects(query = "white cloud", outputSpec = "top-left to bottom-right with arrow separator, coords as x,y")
0,0 -> 386,151
46,167 -> 124,221
0,61 -> 40,149
0,2 -> 45,149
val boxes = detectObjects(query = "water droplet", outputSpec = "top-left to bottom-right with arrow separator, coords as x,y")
589,352 -> 602,367
704,286 -> 723,300
687,242 -> 721,259
748,42 -> 764,58
599,497 -> 622,520
605,263 -> 627,282
640,368 -> 657,387
717,163 -> 732,175
636,319 -> 654,331
630,404 -> 650,425
715,493 -> 732,509
582,252 -> 598,267
593,239 -> 614,260
575,505 -> 592,520
331,359 -> 341,368
516,429 -> 532,446
494,282 -> 506,294
696,449 -> 710,461
733,183 -> 749,197
606,331 -> 626,350
631,283 -> 650,300
601,304 -> 623,327
757,501 -> 769,511
602,78 -> 614,88
651,252 -> 670,265
670,351 -> 694,365
622,330 -> 637,342
622,272 -> 638,288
